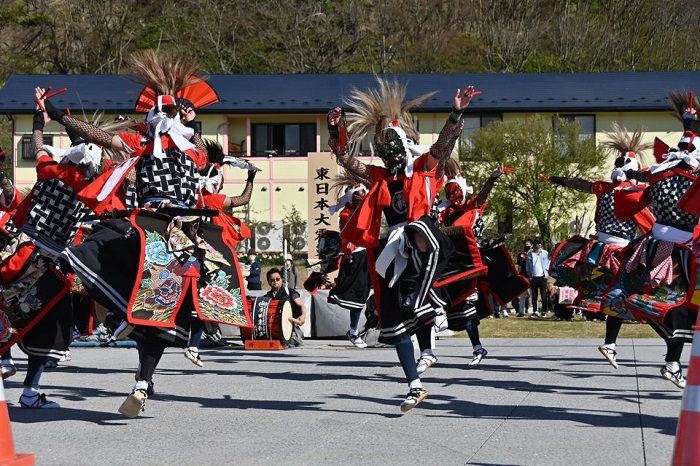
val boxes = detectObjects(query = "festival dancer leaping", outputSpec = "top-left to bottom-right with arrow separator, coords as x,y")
546,123 -> 654,369
327,77 -> 473,411
0,88 -> 131,408
327,183 -> 372,348
54,51 -> 252,417
601,90 -> 700,389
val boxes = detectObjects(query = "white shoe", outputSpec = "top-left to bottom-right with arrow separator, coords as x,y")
597,345 -> 618,369
20,392 -> 60,409
433,313 -> 449,332
1,363 -> 16,380
468,348 -> 488,368
346,331 -> 368,348
416,354 -> 437,374
184,349 -> 204,367
661,366 -> 686,389
59,350 -> 72,363
400,388 -> 428,412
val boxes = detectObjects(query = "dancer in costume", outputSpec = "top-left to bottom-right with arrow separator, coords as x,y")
56,51 -> 252,416
415,158 -> 507,373
327,77 -> 474,411
327,183 -> 371,348
0,160 -> 21,381
184,139 -> 257,367
546,123 -> 654,368
602,90 -> 700,388
0,88 -> 128,408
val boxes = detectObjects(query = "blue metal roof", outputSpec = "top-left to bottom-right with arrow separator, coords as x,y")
0,72 -> 697,114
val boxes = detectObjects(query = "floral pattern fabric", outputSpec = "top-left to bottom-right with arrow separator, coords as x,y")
129,211 -> 249,327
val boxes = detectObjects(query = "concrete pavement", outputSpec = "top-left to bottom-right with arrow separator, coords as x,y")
3,338 -> 688,466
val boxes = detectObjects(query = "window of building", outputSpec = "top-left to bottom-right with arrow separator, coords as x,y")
554,114 -> 595,140
458,113 -> 503,151
251,123 -> 316,156
21,135 -> 52,161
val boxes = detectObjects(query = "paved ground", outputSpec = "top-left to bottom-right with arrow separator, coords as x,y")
2,337 -> 688,466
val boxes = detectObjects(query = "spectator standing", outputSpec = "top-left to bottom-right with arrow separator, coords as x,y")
526,238 -> 551,318
513,240 -> 532,316
246,249 -> 262,291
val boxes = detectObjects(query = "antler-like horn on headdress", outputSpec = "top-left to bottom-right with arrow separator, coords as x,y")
344,76 -> 435,154
668,89 -> 700,133
602,122 -> 651,161
126,50 -> 203,99
668,89 -> 700,120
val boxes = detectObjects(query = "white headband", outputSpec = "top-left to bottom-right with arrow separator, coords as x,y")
445,176 -> 473,203
329,185 -> 367,215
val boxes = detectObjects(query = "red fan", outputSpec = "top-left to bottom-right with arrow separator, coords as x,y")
653,137 -> 670,164
134,78 -> 219,112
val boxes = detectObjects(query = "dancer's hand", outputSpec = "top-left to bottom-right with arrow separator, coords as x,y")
454,85 -> 476,111
327,107 -> 342,127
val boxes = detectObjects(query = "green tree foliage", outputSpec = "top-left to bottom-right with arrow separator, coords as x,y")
461,115 -> 608,248
282,205 -> 308,254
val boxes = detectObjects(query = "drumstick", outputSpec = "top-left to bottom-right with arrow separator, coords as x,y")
35,86 -> 67,110
538,174 -> 549,181
44,87 -> 67,100
471,90 -> 482,96
288,317 -> 302,326
503,167 -> 514,173
690,91 -> 694,112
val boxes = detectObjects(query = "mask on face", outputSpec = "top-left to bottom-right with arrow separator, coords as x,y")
446,183 -> 465,206
524,244 -> 531,251
379,127 -> 407,171
248,255 -> 256,262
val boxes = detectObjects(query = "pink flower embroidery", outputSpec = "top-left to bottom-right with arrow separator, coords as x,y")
201,285 -> 236,310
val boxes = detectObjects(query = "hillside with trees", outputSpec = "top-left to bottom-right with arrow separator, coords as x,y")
0,0 -> 698,81
0,0 -> 693,247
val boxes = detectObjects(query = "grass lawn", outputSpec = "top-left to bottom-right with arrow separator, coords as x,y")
447,314 -> 659,339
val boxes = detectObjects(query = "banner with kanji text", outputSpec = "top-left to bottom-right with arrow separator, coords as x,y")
307,152 -> 339,261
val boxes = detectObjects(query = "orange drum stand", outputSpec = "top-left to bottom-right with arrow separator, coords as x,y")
244,340 -> 286,350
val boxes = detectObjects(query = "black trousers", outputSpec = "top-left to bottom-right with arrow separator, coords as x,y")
530,276 -> 548,314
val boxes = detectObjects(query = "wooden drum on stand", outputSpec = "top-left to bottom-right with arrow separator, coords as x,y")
240,296 -> 294,345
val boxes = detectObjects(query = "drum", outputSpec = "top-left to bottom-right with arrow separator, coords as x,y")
240,296 -> 294,345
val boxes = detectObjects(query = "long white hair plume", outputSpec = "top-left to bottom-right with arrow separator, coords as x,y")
344,76 -> 435,155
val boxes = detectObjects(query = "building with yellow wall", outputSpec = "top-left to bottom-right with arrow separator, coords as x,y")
0,72 -> 695,252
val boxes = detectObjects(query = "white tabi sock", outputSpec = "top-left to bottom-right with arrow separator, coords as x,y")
409,379 -> 423,390
666,361 -> 680,373
134,380 -> 149,391
22,387 -> 39,396
420,349 -> 434,358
